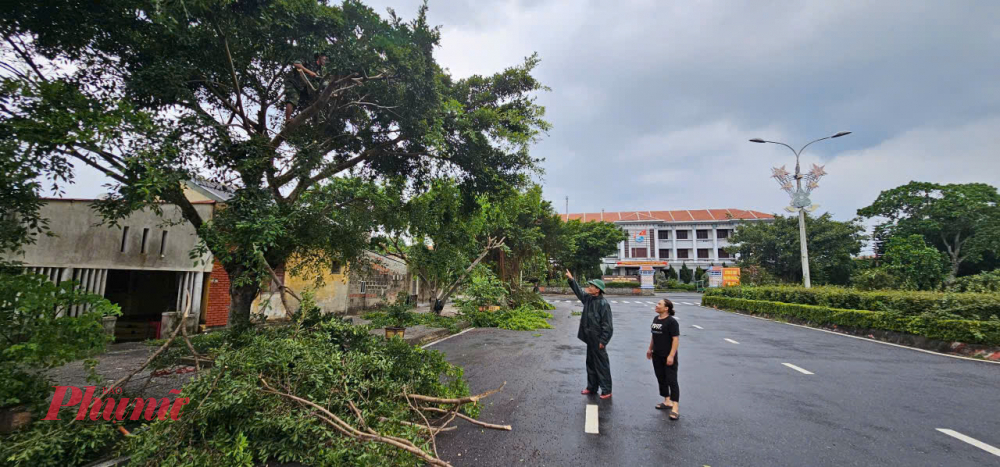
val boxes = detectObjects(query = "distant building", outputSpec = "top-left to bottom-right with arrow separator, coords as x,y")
561,209 -> 774,275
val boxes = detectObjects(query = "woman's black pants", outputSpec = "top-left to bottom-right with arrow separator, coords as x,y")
652,355 -> 679,402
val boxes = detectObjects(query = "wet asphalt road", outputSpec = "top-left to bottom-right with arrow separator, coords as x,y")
429,293 -> 1000,467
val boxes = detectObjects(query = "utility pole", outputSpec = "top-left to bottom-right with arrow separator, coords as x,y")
749,131 -> 851,288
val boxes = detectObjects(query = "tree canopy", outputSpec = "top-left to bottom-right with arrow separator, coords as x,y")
554,220 -> 626,280
858,181 -> 1000,282
1,0 -> 548,324
726,213 -> 866,285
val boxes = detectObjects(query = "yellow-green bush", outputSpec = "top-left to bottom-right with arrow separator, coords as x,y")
705,286 -> 1000,320
702,295 -> 1000,346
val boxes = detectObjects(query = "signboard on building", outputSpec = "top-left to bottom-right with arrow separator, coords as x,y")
708,266 -> 723,288
603,275 -> 639,283
616,260 -> 668,267
639,266 -> 655,289
722,267 -> 741,287
634,229 -> 647,244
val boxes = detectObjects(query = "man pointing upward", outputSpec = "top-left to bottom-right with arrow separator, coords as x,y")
566,270 -> 614,399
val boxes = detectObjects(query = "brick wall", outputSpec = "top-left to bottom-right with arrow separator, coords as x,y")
205,260 -> 231,327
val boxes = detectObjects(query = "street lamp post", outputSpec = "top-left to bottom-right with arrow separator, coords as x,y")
749,131 -> 851,288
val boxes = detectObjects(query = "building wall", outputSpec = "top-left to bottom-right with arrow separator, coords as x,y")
204,260 -> 231,328
606,219 -> 767,274
5,199 -> 214,272
346,253 -> 410,313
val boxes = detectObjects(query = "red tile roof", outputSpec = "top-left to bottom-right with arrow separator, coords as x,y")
560,209 -> 773,223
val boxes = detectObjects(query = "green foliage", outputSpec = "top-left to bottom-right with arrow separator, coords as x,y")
703,296 -> 1000,346
3,0 -> 548,326
726,213 -> 866,285
679,263 -> 693,284
657,280 -> 697,292
0,408 -> 118,467
122,316 -> 473,466
858,182 -> 1000,281
461,265 -> 509,307
507,286 -> 555,310
694,266 -> 706,282
705,286 -> 1000,321
555,220 -> 626,279
1,273 -> 119,408
850,267 -> 900,291
949,269 -> 1000,293
604,281 -> 640,289
881,234 -> 950,290
461,304 -> 553,331
363,310 -> 460,333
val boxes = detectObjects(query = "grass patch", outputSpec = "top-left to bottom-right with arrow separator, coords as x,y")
462,305 -> 553,331
362,310 -> 461,333
570,311 -> 582,316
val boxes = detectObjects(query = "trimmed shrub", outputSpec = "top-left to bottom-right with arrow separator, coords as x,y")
702,296 -> 1000,346
704,286 -> 1000,321
604,281 -> 640,289
949,269 -> 1000,294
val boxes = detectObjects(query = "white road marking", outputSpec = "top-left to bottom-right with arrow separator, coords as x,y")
647,301 -> 657,305
682,302 -> 694,305
724,338 -> 740,345
936,429 -> 1000,457
781,363 -> 814,375
611,301 -> 619,304
421,328 -> 476,349
585,404 -> 599,434
622,301 -> 630,304
696,302 -> 701,306
692,325 -> 703,329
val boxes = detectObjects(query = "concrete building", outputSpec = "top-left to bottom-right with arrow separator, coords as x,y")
561,209 -> 774,276
6,199 -> 218,340
7,180 -> 414,336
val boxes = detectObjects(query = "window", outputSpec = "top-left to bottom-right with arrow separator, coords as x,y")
676,249 -> 689,259
697,248 -> 711,259
676,230 -> 688,240
696,229 -> 709,239
160,231 -> 168,255
658,249 -> 671,258
120,226 -> 130,252
140,228 -> 150,253
631,248 -> 648,258
658,230 -> 670,240
718,249 -> 732,259
717,229 -> 730,239
331,261 -> 342,274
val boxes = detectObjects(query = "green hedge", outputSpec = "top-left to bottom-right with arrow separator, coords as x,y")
702,296 -> 1000,346
704,286 -> 1000,321
604,281 -> 640,288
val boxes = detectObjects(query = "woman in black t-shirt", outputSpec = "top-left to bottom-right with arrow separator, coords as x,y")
646,298 -> 680,420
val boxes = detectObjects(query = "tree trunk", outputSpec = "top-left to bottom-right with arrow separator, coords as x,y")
225,264 -> 261,328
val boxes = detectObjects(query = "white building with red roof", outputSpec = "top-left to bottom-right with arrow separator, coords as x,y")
561,208 -> 774,275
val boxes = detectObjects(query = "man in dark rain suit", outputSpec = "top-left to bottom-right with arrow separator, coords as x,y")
566,270 -> 614,399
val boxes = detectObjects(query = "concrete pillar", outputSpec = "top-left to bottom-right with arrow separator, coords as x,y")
671,228 -> 678,266
652,228 -> 658,259
190,271 -> 204,323
712,226 -> 719,261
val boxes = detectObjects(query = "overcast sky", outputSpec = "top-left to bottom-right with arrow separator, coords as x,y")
61,0 -> 1000,230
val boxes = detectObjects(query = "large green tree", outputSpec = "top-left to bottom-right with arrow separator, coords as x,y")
554,220 -> 626,280
858,182 -> 1000,282
726,213 -> 866,285
378,179 -> 523,313
1,1 -> 547,325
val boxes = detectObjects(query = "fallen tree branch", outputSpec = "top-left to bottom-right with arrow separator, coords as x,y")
106,295 -> 195,393
259,376 -> 452,467
378,417 -> 457,433
406,382 -> 506,405
419,407 -> 512,431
